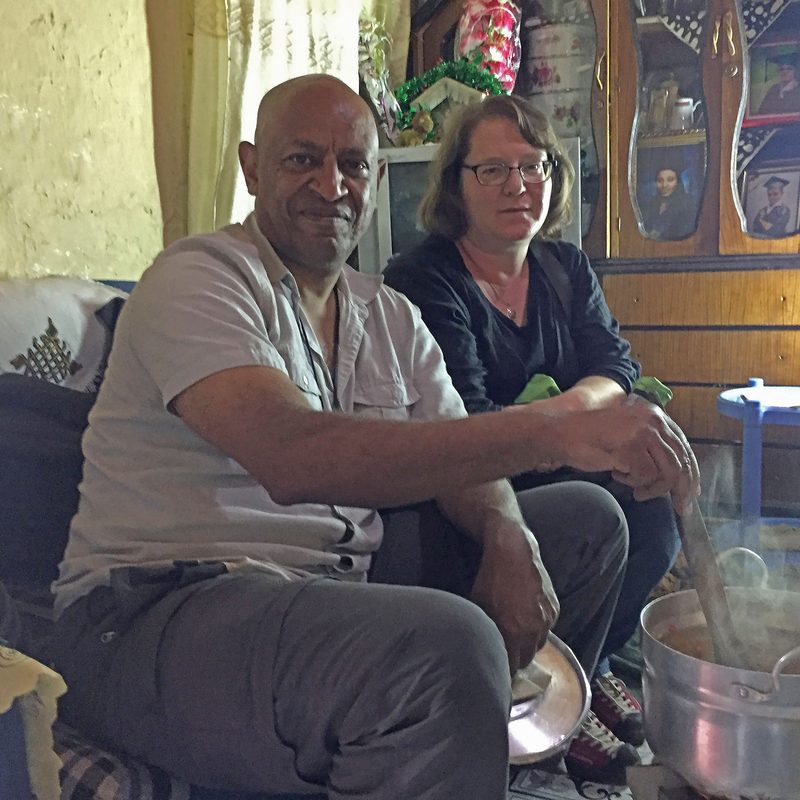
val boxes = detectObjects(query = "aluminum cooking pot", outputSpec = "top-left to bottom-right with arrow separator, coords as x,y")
641,587 -> 800,800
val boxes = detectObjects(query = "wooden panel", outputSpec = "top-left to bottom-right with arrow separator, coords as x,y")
603,270 -> 800,326
666,385 -> 800,445
694,442 -> 800,518
624,330 -> 800,385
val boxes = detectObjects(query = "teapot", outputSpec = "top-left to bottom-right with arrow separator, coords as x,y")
669,97 -> 702,131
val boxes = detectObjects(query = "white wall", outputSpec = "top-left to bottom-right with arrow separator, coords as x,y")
0,3 -> 163,279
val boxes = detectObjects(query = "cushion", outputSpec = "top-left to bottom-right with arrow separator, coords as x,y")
0,276 -> 127,393
0,700 -> 33,798
0,373 -> 95,586
54,721 -> 192,800
54,722 -> 324,800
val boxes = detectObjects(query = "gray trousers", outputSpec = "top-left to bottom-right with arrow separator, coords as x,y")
52,481 -> 627,800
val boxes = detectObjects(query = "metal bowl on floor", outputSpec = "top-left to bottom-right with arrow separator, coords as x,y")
508,632 -> 589,764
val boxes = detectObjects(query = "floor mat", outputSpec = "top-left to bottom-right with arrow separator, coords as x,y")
509,740 -> 653,799
510,766 -> 632,799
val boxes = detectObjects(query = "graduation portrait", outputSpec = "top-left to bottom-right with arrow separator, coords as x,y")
747,45 -> 800,122
743,170 -> 800,238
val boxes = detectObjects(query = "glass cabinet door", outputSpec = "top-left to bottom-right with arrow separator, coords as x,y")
734,0 -> 800,242
630,1 -> 710,242
515,0 -> 600,239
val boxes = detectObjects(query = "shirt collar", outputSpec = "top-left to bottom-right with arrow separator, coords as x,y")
241,212 -> 384,306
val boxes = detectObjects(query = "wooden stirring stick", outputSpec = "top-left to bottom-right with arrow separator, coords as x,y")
630,386 -> 751,668
677,499 -> 752,670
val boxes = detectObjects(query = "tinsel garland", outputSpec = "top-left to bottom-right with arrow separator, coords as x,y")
394,57 -> 506,132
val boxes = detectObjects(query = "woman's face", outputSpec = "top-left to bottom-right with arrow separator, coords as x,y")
459,117 -> 552,249
656,169 -> 679,197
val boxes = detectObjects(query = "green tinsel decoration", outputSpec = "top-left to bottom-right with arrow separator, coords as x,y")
394,56 -> 506,134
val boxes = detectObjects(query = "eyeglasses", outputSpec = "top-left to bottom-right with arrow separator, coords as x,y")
461,159 -> 557,186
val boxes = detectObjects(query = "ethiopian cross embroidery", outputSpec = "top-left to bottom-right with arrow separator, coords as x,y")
10,318 -> 81,384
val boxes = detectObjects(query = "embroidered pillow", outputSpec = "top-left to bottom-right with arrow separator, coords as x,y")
0,277 -> 127,393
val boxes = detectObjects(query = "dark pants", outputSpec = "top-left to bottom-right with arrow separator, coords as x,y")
52,482 -> 627,799
513,469 -> 680,675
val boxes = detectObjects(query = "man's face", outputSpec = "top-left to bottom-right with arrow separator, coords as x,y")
239,81 -> 384,274
767,185 -> 784,205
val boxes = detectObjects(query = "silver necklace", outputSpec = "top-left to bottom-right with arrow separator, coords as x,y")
459,245 -> 527,321
484,281 -> 517,320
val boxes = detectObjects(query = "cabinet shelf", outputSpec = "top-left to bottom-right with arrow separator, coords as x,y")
637,130 -> 707,148
635,15 -> 671,34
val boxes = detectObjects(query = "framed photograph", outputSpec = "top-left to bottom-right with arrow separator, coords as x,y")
635,141 -> 706,240
742,168 -> 800,237
745,42 -> 800,126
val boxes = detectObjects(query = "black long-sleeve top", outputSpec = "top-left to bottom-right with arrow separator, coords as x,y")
383,234 -> 640,414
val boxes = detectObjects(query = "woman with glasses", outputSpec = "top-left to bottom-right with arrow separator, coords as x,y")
383,94 -> 680,785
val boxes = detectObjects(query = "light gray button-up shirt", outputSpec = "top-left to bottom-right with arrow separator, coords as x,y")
54,215 -> 466,615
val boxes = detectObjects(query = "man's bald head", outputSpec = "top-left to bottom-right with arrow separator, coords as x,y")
254,74 -> 378,150
238,73 -> 385,276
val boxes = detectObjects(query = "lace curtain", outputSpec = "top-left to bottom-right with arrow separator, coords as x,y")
175,0 -> 409,237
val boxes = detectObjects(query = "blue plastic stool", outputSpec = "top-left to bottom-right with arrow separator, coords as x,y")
716,377 -> 800,562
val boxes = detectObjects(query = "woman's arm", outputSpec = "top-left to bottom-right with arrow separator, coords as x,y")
509,375 -> 625,416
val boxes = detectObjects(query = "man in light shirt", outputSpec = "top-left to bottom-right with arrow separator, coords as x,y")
52,74 -> 699,799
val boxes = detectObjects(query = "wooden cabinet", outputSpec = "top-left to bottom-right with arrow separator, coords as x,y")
408,1 -> 800,516
583,1 -> 800,518
606,0 -> 800,259
412,1 -> 800,259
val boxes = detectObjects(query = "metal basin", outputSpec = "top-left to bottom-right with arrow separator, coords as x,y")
641,587 -> 800,799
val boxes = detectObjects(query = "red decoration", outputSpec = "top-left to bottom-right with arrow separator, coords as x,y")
454,0 -> 522,93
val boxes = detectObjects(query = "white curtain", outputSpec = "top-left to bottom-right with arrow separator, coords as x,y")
187,0 -> 363,234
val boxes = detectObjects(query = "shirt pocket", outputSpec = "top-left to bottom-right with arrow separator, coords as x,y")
284,362 -> 323,409
352,378 -> 420,420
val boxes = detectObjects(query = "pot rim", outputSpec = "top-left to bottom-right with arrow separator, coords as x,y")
641,587 -> 800,681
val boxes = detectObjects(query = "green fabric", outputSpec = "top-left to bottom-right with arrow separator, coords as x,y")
513,374 -> 673,408
513,373 -> 562,404
632,376 -> 673,409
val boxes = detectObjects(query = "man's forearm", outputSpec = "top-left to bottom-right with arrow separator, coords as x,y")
435,479 -> 537,551
176,365 -> 699,514
175,364 -> 567,508
260,406 -> 565,508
